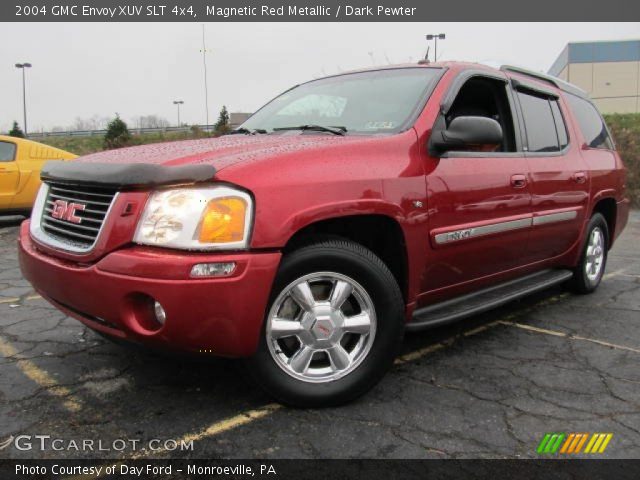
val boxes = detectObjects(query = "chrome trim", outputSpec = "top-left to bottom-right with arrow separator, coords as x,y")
30,183 -> 119,255
434,209 -> 580,245
532,210 -> 578,226
434,218 -> 532,245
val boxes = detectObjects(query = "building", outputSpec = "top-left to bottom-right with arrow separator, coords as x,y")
548,39 -> 640,114
229,112 -> 252,128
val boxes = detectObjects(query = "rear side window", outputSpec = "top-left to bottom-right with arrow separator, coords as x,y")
0,141 -> 17,162
566,94 -> 614,150
517,92 -> 562,153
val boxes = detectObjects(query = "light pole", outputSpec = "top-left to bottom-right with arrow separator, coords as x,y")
173,100 -> 184,127
15,62 -> 32,136
425,34 -> 446,62
200,24 -> 211,131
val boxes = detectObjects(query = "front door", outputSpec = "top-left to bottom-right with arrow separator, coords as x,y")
422,73 -> 532,294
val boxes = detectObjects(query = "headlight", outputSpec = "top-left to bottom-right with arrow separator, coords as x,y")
133,186 -> 253,250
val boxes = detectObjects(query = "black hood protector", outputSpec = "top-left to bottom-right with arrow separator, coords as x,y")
40,161 -> 217,189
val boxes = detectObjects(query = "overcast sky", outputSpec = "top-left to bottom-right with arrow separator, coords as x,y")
1,22 -> 638,132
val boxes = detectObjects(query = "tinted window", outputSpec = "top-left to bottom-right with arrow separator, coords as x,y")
566,94 -> 614,149
241,68 -> 442,134
517,92 -> 560,152
0,141 -> 17,162
550,101 -> 569,149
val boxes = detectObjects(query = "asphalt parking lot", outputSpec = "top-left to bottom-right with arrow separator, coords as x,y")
1,212 -> 639,460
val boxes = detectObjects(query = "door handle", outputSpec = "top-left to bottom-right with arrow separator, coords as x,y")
510,174 -> 527,189
572,172 -> 587,184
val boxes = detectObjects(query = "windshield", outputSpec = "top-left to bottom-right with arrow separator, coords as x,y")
240,68 -> 442,135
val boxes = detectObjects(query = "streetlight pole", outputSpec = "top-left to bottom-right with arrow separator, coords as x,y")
425,34 -> 446,62
15,62 -> 32,136
200,24 -> 211,132
173,100 -> 184,127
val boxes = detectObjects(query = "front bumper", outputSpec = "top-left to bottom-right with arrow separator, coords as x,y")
18,221 -> 281,357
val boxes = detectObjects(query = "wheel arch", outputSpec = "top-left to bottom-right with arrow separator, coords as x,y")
591,195 -> 617,249
282,213 -> 409,302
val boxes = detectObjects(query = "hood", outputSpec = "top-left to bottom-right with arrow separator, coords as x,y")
75,134 -> 372,172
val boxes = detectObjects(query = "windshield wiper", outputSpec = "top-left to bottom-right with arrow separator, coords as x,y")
273,125 -> 347,136
229,128 -> 267,135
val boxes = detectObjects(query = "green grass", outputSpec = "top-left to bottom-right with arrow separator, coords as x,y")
604,113 -> 640,207
34,130 -> 212,156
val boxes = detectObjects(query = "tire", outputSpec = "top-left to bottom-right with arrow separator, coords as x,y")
571,213 -> 609,294
246,238 -> 405,407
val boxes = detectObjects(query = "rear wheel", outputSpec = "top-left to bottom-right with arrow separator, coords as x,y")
571,213 -> 609,294
246,239 -> 404,407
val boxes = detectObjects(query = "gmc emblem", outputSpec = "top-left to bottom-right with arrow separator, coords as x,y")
51,200 -> 86,224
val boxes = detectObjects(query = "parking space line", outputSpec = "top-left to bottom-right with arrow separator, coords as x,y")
122,292 -> 572,457
91,268 -> 640,460
603,267 -> 628,280
133,403 -> 283,459
32,266 -> 640,467
0,297 -> 20,305
64,404 -> 283,480
498,321 -> 640,354
395,293 -> 570,365
0,336 -> 82,412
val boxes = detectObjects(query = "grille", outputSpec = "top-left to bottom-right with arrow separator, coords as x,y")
40,182 -> 118,250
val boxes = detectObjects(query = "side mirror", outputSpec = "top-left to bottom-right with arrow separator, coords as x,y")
430,116 -> 503,153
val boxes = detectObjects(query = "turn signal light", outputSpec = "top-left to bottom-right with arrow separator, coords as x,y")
199,197 -> 247,243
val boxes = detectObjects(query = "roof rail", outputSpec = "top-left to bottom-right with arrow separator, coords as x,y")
500,65 -> 588,98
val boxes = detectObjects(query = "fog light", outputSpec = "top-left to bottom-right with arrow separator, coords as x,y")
153,301 -> 167,325
190,262 -> 236,278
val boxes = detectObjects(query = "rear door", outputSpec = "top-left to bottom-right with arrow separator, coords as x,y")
0,140 -> 20,209
512,81 -> 589,262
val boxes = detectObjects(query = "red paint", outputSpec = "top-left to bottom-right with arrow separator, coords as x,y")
17,62 -> 629,357
19,222 -> 280,357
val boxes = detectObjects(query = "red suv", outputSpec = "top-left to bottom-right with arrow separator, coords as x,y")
18,62 -> 629,406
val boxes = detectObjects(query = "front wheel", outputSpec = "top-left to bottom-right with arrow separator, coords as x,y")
246,239 -> 405,407
571,213 -> 609,294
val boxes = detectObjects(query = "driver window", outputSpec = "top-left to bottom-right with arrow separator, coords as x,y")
0,141 -> 17,162
447,77 -> 517,152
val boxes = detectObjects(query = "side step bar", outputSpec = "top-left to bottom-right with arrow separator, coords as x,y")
407,269 -> 573,331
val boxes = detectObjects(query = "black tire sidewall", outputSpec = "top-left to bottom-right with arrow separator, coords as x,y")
247,240 -> 405,407
573,213 -> 609,293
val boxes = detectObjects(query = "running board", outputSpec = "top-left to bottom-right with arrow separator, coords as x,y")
407,269 -> 573,331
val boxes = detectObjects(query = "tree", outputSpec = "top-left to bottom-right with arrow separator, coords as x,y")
133,115 -> 170,129
72,115 -> 110,131
214,105 -> 231,134
104,115 -> 131,149
8,121 -> 25,138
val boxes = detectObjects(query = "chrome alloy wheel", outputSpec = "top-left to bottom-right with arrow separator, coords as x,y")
266,272 -> 377,383
585,226 -> 605,282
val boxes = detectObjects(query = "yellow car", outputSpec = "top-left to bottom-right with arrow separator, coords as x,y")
0,135 -> 76,215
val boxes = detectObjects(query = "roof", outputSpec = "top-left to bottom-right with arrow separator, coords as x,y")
316,61 -> 586,99
549,39 -> 640,76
